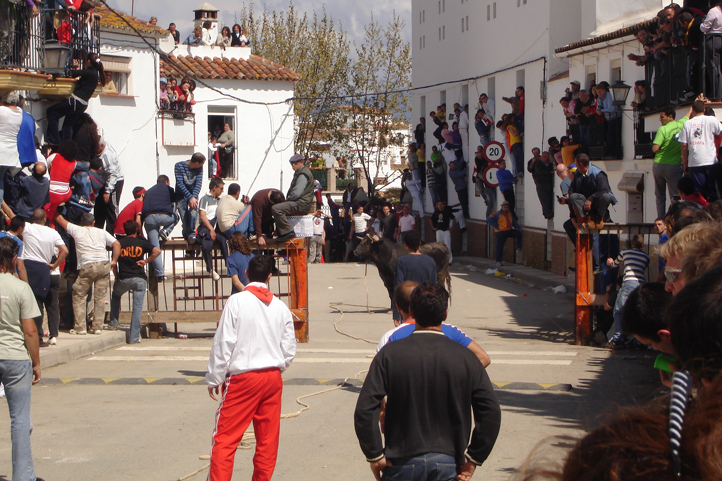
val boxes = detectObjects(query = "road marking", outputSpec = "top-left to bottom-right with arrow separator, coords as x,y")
117,346 -> 210,351
297,349 -> 376,354
39,378 -> 572,391
486,351 -> 578,357
491,360 -> 572,366
87,356 -> 208,361
292,358 -> 371,364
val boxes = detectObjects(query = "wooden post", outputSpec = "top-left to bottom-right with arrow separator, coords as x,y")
575,225 -> 593,346
287,238 -> 309,343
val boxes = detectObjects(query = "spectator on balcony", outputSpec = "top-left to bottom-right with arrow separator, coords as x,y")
201,20 -> 214,45
504,86 -> 525,134
178,79 -> 195,113
218,123 -> 235,178
496,159 -> 516,219
478,93 -> 495,139
558,136 -> 579,167
498,116 -> 523,177
529,150 -> 555,220
473,145 -> 496,218
208,133 -> 220,178
450,122 -> 462,149
168,23 -> 180,44
652,106 -> 690,218
184,26 -> 204,46
56,10 -> 73,45
149,16 -> 157,26
230,24 -> 249,47
701,1 -> 722,100
455,106 -> 469,158
448,154 -> 469,219
142,175 -> 178,281
159,78 -> 169,109
414,117 -> 425,146
166,78 -> 178,109
597,81 -> 622,159
560,96 -> 579,144
680,99 -> 721,200
440,122 -> 454,146
0,91 -> 24,202
474,108 -> 492,147
568,154 -> 614,229
45,54 -> 106,146
627,28 -> 653,66
430,110 -> 444,144
216,26 -> 232,48
565,80 -> 581,101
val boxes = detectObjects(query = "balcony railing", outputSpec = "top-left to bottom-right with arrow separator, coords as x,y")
0,3 -> 99,74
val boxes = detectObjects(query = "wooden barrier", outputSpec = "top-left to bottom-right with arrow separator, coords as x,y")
118,237 -> 309,342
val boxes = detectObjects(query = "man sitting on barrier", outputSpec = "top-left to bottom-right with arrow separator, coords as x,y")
249,188 -> 285,247
198,177 -> 228,282
568,153 -> 613,229
272,154 -> 314,242
216,182 -> 253,240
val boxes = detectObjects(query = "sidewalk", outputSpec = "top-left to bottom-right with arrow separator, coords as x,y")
454,256 -> 576,292
39,330 -> 126,370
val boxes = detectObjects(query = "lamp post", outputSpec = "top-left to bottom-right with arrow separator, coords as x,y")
611,79 -> 632,107
44,42 -> 71,76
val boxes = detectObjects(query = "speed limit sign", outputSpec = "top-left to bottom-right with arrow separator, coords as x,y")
483,141 -> 506,163
482,165 -> 499,188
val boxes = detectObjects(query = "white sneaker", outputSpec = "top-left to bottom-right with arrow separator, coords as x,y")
93,330 -> 102,335
211,270 -> 220,282
0,383 -> 4,399
69,329 -> 87,335
48,337 -> 57,345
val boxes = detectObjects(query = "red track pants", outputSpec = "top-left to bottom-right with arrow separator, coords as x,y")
208,368 -> 283,481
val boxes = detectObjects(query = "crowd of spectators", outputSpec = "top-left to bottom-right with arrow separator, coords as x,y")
180,21 -> 250,48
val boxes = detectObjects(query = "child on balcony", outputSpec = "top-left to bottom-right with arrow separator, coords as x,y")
56,10 -> 73,45
159,78 -> 169,109
166,78 -> 177,109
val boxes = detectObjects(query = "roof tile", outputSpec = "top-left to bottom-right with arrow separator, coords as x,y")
161,53 -> 300,82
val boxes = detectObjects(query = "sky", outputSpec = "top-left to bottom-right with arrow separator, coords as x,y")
105,0 -> 412,46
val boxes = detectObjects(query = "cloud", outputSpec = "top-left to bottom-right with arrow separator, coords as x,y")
105,0 -> 411,46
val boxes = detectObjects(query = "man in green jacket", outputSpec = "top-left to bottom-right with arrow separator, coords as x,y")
272,154 -> 314,241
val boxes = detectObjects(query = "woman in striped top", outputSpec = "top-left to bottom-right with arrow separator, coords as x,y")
605,234 -> 650,348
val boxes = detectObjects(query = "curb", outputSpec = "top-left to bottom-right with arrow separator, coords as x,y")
454,256 -> 576,293
40,331 -> 127,370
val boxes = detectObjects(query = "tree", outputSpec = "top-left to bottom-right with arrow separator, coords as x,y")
331,13 -> 412,197
235,3 -> 350,158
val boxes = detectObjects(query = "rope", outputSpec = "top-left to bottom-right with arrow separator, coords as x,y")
329,302 -> 388,344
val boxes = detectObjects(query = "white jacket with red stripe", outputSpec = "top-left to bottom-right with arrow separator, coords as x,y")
206,282 -> 297,387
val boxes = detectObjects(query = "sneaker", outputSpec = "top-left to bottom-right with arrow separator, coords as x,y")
187,234 -> 197,244
105,324 -> 118,331
276,232 -> 295,242
184,250 -> 195,259
40,341 -> 50,348
69,329 -> 87,335
605,334 -> 627,350
93,330 -> 102,335
211,269 -> 220,282
156,275 -> 166,282
159,230 -> 169,242
248,234 -> 257,241
48,337 -> 57,345
496,262 -> 503,267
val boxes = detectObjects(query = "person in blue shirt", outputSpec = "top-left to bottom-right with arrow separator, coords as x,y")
0,216 -> 27,281
226,232 -> 255,294
495,159 -> 517,218
174,153 -> 206,246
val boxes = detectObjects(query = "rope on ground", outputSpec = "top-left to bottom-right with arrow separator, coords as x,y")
281,369 -> 368,419
329,302 -> 388,344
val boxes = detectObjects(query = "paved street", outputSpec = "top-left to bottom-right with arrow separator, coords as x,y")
0,261 -> 662,481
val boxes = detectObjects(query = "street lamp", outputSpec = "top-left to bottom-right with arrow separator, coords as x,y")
44,42 -> 71,76
611,79 -> 632,107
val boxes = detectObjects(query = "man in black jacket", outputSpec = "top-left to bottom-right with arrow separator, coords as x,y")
354,281 -> 501,481
568,154 -> 613,228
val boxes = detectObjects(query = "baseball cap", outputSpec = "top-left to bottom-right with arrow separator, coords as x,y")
289,154 -> 305,163
501,200 -> 510,206
570,80 -> 580,86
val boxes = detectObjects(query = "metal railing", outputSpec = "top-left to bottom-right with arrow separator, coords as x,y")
0,4 -> 99,73
0,1 -> 45,71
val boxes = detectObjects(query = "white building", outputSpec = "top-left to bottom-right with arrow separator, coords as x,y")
411,0 -> 671,272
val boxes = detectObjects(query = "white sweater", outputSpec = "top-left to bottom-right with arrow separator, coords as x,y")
206,282 -> 297,387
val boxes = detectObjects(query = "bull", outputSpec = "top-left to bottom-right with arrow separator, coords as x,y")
354,233 -> 452,307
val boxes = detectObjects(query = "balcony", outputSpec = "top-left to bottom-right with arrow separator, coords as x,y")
0,3 -> 100,97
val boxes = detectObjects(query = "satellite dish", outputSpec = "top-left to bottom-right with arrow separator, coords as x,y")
158,33 -> 176,55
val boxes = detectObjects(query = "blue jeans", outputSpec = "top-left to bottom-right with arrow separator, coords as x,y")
221,205 -> 254,239
383,453 -> 457,481
176,199 -> 199,240
495,229 -> 522,262
611,279 -> 642,339
110,277 -> 147,344
144,213 -> 177,277
0,359 -> 36,481
689,165 -> 719,201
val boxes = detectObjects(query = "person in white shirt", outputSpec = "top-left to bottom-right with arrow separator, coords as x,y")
701,3 -> 722,100
455,105 -> 470,160
679,99 -> 722,200
55,212 -> 120,335
351,205 -> 372,244
21,209 -> 68,346
309,209 -> 326,264
479,93 -> 495,140
206,255 -> 296,481
396,204 -> 416,244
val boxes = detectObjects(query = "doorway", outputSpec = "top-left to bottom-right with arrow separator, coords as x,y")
208,113 -> 236,179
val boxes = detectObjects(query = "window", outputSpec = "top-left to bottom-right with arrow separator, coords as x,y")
439,1 -> 441,14
461,18 -> 465,32
423,36 -> 425,48
420,11 -> 422,24
493,2 -> 497,18
461,84 -> 469,107
439,27 -> 442,41
465,16 -> 469,30
442,25 -> 445,39
101,55 -> 132,95
443,0 -> 446,12
610,58 -> 622,82
440,90 -> 447,109
586,64 -> 596,89
423,10 -> 425,22
487,5 -> 490,20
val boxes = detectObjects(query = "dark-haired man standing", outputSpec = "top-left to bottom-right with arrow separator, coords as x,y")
355,281 -> 501,481
206,255 -> 297,481
392,230 -> 437,324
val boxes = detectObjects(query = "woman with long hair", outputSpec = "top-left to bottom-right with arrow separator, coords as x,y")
45,52 -> 105,145
216,26 -> 232,48
227,232 -> 254,294
71,112 -> 101,162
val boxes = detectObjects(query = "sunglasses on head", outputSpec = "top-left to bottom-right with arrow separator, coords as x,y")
664,267 -> 682,283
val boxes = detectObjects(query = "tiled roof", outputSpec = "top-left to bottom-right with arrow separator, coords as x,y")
95,5 -> 168,36
161,54 -> 301,82
555,19 -> 656,54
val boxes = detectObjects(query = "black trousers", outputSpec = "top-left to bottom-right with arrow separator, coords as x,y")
198,224 -> 228,273
95,180 -> 124,233
34,275 -> 61,342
